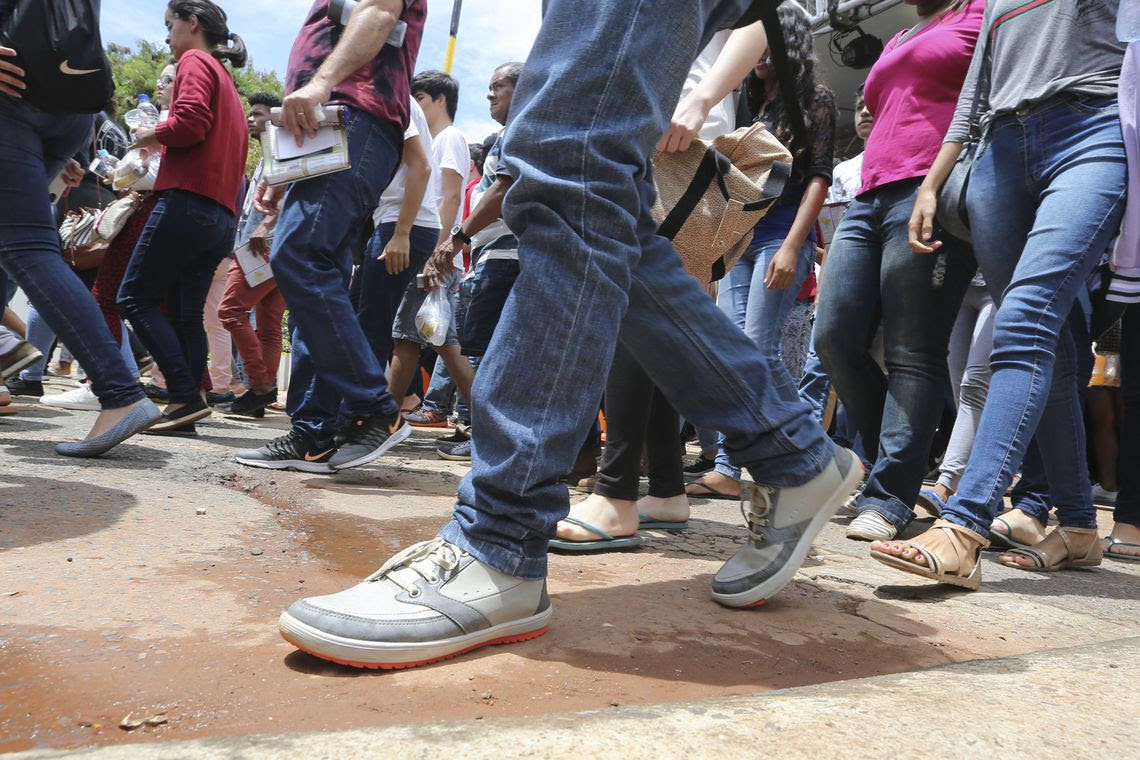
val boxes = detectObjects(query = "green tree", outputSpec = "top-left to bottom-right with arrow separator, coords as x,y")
105,40 -> 284,175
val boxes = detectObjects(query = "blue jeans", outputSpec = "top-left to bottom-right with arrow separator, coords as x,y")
353,222 -> 437,363
118,189 -> 236,405
436,0 -> 833,578
0,98 -> 142,409
815,178 -> 975,530
943,95 -> 1127,535
713,236 -> 815,479
798,323 -> 830,423
20,304 -> 54,381
271,108 -> 403,437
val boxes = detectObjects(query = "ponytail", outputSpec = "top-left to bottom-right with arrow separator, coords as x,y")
167,0 -> 247,69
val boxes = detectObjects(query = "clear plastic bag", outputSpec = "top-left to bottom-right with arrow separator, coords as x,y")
415,286 -> 451,347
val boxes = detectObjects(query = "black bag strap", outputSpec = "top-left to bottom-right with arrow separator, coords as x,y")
965,19 -> 994,141
756,1 -> 809,151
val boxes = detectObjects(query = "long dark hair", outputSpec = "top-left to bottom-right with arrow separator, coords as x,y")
168,0 -> 247,69
743,2 -> 818,151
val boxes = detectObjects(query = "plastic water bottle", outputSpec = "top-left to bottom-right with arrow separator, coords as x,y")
124,94 -> 160,131
112,148 -> 151,190
89,149 -> 119,179
1120,2 -> 1140,43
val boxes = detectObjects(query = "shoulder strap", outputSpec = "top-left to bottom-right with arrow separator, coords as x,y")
756,1 -> 808,150
966,21 -> 994,139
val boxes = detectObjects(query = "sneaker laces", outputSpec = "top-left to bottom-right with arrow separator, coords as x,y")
740,485 -> 775,543
368,538 -> 465,595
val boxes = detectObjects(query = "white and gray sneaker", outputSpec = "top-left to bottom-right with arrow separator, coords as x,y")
279,538 -> 552,669
40,383 -> 101,411
711,447 -> 863,608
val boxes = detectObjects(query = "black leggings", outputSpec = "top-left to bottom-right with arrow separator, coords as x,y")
1116,304 -> 1140,527
593,342 -> 684,501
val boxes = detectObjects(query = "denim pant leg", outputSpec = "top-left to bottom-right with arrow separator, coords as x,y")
1116,304 -> 1140,527
286,323 -> 341,447
20,305 -> 55,381
0,103 -> 142,409
797,323 -> 832,424
438,0 -> 828,579
942,99 -> 1127,536
1010,439 -> 1052,524
713,237 -> 814,479
270,111 -> 402,420
815,195 -> 886,460
118,191 -> 235,404
937,286 -> 995,491
422,354 -> 454,414
818,181 -> 973,530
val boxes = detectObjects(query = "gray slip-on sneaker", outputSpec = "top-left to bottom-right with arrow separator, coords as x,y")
55,401 -> 161,458
711,447 -> 863,608
279,538 -> 551,669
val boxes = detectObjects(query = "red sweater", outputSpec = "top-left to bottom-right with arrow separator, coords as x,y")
155,50 -> 248,216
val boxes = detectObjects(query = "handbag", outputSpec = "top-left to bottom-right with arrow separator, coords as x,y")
94,192 -> 144,242
936,28 -> 994,244
0,0 -> 114,114
652,123 -> 791,283
59,206 -> 108,271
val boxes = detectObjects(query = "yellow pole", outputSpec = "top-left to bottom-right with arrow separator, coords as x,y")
444,0 -> 462,74
444,35 -> 457,74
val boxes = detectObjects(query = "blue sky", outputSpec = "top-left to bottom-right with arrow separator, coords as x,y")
100,0 -> 541,143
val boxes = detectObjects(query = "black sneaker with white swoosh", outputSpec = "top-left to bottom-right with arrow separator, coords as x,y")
236,429 -> 337,474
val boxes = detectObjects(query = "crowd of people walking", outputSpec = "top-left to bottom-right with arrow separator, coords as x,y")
1,0 -> 1137,669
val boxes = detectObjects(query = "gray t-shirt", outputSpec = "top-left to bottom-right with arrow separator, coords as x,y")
946,0 -> 1125,143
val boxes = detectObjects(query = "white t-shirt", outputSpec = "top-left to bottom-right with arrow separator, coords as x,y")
432,124 -> 469,229
682,30 -> 737,141
373,98 -> 442,229
828,152 -> 864,204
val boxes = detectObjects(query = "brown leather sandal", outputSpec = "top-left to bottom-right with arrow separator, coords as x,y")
870,519 -> 989,590
999,526 -> 1102,572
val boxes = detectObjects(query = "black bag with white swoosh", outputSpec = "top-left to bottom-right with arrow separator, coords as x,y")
0,0 -> 114,114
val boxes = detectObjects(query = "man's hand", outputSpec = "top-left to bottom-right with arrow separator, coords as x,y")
249,215 -> 277,259
281,80 -> 331,148
60,159 -> 85,190
0,46 -> 25,98
253,180 -> 285,215
764,242 -> 799,290
422,237 -> 458,288
129,127 -> 160,151
379,231 -> 411,275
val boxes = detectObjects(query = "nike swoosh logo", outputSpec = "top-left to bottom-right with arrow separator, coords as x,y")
304,449 -> 335,462
60,60 -> 101,76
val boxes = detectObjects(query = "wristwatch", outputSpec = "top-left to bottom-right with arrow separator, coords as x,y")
450,224 -> 472,245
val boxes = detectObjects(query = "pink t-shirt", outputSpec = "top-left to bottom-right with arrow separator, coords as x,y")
859,1 -> 984,195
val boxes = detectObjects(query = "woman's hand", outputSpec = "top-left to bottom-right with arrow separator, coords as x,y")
130,127 -> 160,151
908,186 -> 943,253
657,93 -> 711,153
764,242 -> 799,290
379,231 -> 411,275
249,215 -> 277,259
0,46 -> 26,98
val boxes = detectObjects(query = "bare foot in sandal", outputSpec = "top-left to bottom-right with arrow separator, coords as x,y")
989,508 -> 1047,548
685,471 -> 739,500
1102,523 -> 1140,560
870,519 -> 988,589
556,493 -> 639,542
999,526 -> 1102,571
